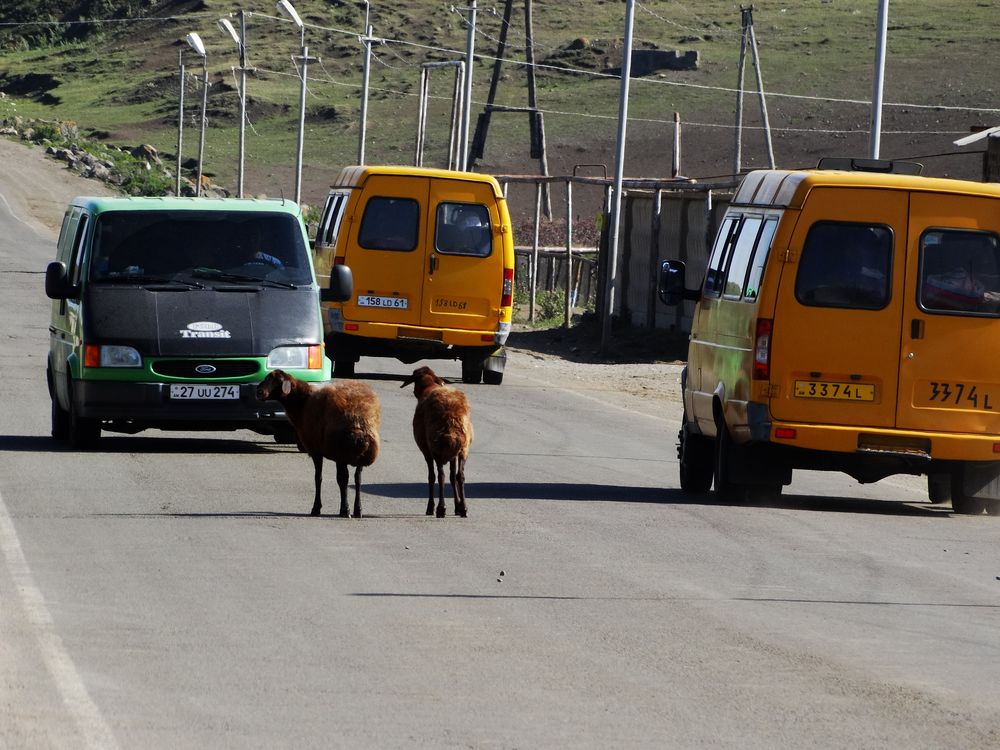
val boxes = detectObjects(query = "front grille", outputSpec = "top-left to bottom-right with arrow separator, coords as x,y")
152,360 -> 261,379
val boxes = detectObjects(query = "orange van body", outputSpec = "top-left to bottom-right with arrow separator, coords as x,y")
313,165 -> 514,384
661,159 -> 1000,514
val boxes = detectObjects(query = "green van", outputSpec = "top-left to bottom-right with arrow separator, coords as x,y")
45,196 -> 351,447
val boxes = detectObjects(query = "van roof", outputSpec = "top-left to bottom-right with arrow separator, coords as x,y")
68,196 -> 304,216
330,165 -> 503,195
733,168 -> 1000,210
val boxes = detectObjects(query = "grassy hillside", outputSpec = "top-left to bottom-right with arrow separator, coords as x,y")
1,0 -> 997,208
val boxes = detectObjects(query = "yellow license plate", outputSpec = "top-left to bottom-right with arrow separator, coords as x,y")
794,380 -> 875,401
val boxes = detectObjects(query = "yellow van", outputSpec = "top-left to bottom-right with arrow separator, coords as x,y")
659,158 -> 1000,515
312,165 -> 515,384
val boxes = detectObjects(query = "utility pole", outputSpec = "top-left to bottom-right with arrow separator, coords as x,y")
176,51 -> 185,197
870,0 -> 889,158
358,1 -> 372,165
733,5 -> 774,176
469,0 -> 551,215
236,11 -> 248,197
459,0 -> 477,171
600,0 -> 635,352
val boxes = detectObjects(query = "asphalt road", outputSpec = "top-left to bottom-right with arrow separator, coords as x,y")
2,143 -> 999,748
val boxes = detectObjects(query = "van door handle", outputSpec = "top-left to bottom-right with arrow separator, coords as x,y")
910,318 -> 924,339
429,254 -> 438,275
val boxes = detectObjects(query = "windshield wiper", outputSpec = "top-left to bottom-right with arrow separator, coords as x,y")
97,275 -> 205,289
191,268 -> 299,289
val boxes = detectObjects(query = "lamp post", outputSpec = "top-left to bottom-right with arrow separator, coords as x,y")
219,14 -> 248,198
277,0 -> 309,205
186,32 -> 209,197
358,0 -> 371,166
175,49 -> 185,196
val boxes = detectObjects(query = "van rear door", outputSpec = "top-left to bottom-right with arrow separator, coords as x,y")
768,187 -> 908,428
420,179 -> 503,332
340,175 -> 430,328
896,192 -> 1000,434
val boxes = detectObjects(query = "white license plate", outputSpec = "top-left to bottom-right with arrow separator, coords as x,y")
357,295 -> 408,309
169,384 -> 241,400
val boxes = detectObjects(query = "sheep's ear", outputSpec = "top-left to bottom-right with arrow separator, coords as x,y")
281,379 -> 292,396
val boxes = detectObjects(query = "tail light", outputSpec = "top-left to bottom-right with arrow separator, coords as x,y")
753,318 -> 772,380
334,256 -> 346,266
501,267 -> 514,308
84,345 -> 101,368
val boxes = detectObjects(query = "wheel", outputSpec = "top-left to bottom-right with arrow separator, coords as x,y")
713,422 -> 748,502
68,387 -> 100,449
950,474 -> 986,515
51,394 -> 69,440
927,474 -> 951,503
482,369 -> 503,385
677,420 -> 713,493
461,358 -> 484,384
333,359 -> 355,378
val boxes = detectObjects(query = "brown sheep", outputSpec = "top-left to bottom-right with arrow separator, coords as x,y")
400,366 -> 473,518
257,369 -> 380,518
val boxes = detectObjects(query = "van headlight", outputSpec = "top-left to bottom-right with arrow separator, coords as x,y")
267,345 -> 323,369
96,345 -> 143,368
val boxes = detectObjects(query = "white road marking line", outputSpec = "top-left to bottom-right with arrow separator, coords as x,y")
0,191 -> 42,235
0,489 -> 119,749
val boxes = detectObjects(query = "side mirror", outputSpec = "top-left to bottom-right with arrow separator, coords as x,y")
320,263 -> 353,303
45,261 -> 76,300
657,259 -> 688,306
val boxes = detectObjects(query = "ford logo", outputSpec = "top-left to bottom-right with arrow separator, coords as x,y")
195,364 -> 217,374
187,321 -> 223,332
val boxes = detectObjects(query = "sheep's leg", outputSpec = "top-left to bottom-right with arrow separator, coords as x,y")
455,455 -> 468,518
435,461 -> 447,518
353,465 -> 363,519
336,462 -> 350,518
310,454 -> 323,516
424,457 -> 436,516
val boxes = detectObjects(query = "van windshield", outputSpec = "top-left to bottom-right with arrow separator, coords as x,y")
88,211 -> 313,286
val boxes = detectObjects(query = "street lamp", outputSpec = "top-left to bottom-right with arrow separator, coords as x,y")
218,14 -> 249,198
186,32 -> 209,197
277,0 -> 309,205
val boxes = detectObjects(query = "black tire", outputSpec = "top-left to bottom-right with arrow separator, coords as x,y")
51,394 -> 70,440
713,422 -> 748,502
461,359 -> 484,384
927,474 -> 951,503
68,389 -> 100,449
333,359 -> 355,378
677,421 -> 713,493
950,474 -> 986,515
482,369 -> 503,385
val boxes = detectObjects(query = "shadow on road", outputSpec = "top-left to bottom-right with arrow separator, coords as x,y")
0,433 -> 278,454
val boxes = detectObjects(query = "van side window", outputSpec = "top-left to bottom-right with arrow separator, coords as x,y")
919,229 -> 1000,316
744,217 -> 778,301
435,203 -> 492,257
795,222 -> 892,310
358,197 -> 419,251
68,214 -> 90,286
722,217 -> 763,299
704,217 -> 738,296
318,192 -> 348,248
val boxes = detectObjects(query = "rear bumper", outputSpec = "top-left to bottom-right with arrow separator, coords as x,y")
326,328 -> 505,364
768,420 -> 1000,462
75,380 -> 289,432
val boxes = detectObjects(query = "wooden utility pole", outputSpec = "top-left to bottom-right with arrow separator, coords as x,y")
733,5 -> 775,176
469,0 -> 551,216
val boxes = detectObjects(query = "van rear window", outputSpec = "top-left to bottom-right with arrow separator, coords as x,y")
435,203 -> 492,257
919,229 -> 1000,316
795,222 -> 892,310
358,197 -> 419,251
